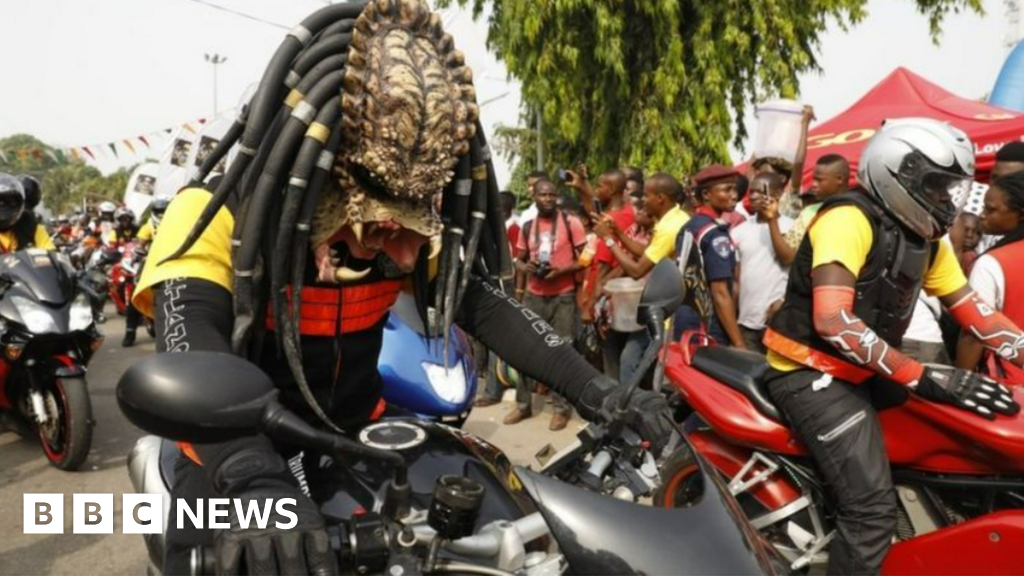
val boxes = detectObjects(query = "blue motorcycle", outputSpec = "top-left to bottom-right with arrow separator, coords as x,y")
378,293 -> 477,426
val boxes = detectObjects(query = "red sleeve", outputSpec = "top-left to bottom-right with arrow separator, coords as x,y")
515,223 -> 528,255
507,223 -> 521,258
595,206 -> 635,264
570,216 -> 587,248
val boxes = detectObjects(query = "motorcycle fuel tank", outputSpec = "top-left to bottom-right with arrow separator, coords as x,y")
305,419 -> 538,530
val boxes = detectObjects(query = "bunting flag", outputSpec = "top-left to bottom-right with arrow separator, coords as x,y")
1,116 -> 213,167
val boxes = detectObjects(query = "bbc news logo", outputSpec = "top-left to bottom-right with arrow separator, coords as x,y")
23,494 -> 298,534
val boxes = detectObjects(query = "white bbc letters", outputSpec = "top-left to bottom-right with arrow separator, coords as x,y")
123,493 -> 164,534
23,494 -> 64,534
73,493 -> 113,534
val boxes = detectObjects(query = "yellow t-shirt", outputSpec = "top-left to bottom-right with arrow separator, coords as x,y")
137,221 -> 154,242
643,205 -> 690,263
133,188 -> 235,318
767,205 -> 967,371
0,224 -> 56,253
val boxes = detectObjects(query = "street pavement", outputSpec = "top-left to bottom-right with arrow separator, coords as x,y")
0,309 -> 583,575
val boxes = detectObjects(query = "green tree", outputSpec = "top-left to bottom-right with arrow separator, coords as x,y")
442,0 -> 981,177
0,134 -> 130,214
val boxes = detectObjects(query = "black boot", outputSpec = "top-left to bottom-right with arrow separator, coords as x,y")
122,330 -> 136,348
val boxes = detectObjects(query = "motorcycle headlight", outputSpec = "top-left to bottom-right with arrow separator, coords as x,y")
11,296 -> 59,335
70,293 -> 94,332
422,362 -> 468,404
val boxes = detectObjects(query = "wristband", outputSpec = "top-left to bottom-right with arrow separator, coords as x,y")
604,237 -> 616,248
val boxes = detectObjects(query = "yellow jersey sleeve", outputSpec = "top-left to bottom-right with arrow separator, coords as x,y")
33,224 -> 55,250
133,188 -> 235,318
643,206 -> 690,263
137,221 -> 153,241
809,206 -> 874,276
923,240 -> 968,298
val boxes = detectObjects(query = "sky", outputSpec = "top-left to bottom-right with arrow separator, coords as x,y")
0,0 -> 1017,182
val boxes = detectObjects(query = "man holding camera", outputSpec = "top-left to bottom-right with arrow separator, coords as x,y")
512,178 -> 587,430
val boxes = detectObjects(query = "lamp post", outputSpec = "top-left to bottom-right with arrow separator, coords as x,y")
204,53 -> 228,115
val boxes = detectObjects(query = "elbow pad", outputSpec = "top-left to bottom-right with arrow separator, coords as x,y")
949,290 -> 1024,367
812,285 -> 923,385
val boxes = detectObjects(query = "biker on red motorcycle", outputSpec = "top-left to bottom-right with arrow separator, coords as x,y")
107,206 -> 138,249
762,118 -> 1024,574
130,2 -> 672,573
0,173 -> 55,253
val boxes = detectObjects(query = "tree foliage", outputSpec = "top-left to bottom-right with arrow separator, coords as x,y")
0,134 -> 128,214
442,0 -> 982,180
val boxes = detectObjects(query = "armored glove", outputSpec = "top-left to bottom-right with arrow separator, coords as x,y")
914,366 -> 1020,420
577,375 -> 674,453
215,484 -> 336,576
208,442 -> 337,576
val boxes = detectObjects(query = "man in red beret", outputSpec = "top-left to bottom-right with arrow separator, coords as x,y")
674,165 -> 746,348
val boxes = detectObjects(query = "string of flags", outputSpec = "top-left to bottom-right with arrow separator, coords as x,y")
0,118 -> 210,165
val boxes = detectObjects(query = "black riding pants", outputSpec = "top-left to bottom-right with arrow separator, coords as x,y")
766,369 -> 898,575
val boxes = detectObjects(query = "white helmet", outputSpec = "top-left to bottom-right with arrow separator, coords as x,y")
99,201 -> 117,219
858,118 -> 974,240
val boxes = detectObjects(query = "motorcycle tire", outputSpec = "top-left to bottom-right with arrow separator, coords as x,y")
37,377 -> 93,471
653,446 -> 704,509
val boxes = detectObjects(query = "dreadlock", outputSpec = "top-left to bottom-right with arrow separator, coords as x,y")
161,0 -> 511,432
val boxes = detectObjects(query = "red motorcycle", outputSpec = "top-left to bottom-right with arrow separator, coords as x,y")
107,242 -> 138,316
107,242 -> 154,336
657,334 -> 1024,575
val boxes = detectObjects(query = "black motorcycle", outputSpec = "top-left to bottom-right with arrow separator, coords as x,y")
0,249 -> 103,470
120,261 -> 781,575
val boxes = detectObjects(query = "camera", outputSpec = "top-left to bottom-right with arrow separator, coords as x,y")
556,168 -> 570,182
534,261 -> 551,278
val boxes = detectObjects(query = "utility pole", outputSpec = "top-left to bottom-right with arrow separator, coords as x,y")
204,53 -> 228,115
535,106 -> 544,172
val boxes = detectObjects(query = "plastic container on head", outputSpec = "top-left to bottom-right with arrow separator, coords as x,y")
604,277 -> 646,332
753,99 -> 804,164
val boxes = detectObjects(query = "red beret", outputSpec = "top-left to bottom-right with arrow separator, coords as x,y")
694,164 -> 740,187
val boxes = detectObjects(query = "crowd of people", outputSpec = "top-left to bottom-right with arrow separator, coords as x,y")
471,105 -> 1024,441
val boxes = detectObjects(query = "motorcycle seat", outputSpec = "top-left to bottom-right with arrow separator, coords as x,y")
691,346 -> 783,422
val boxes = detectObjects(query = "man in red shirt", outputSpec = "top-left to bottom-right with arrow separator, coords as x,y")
566,167 -> 635,319
511,179 -> 587,430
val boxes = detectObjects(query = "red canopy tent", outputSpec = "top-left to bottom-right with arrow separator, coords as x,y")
787,67 -> 1024,189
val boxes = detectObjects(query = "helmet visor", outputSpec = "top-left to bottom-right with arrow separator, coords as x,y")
921,171 -> 971,230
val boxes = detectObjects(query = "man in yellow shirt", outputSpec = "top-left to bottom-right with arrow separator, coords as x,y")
594,172 -> 689,278
762,119 -> 1024,574
0,173 -> 54,253
136,197 -> 169,249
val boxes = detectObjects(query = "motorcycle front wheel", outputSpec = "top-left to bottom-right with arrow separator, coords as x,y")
653,446 -> 705,508
36,377 -> 93,471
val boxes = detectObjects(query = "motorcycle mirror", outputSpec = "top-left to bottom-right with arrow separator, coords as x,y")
117,351 -> 277,443
638,259 -> 683,318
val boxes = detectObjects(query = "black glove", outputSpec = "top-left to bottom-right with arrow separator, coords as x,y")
576,375 -> 674,453
215,484 -> 337,576
914,366 -> 1020,420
